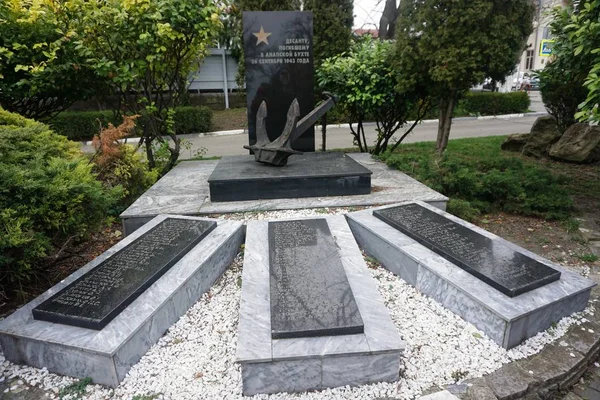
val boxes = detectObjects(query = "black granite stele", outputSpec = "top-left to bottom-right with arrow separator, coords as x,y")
32,218 -> 217,330
268,219 -> 363,339
373,204 -> 561,297
243,11 -> 314,152
208,152 -> 371,202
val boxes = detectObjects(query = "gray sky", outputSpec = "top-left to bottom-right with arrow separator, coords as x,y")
353,0 -> 388,30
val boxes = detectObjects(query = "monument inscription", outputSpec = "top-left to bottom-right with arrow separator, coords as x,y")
33,218 -> 217,330
243,11 -> 314,152
268,219 -> 363,339
373,204 -> 561,297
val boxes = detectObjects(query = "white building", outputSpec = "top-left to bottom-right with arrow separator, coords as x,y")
516,0 -> 567,74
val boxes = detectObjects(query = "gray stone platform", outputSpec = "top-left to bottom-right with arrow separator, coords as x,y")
347,201 -> 596,349
120,153 -> 448,235
236,215 -> 404,396
0,215 -> 244,387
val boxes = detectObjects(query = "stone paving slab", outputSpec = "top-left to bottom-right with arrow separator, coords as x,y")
485,363 -> 539,399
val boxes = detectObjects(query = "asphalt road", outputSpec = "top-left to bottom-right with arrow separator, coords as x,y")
170,114 -> 543,159
80,91 -> 546,159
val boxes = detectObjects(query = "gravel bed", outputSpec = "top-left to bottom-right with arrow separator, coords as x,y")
0,208 -> 594,399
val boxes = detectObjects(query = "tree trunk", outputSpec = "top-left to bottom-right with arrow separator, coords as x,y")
143,124 -> 156,169
360,121 -> 369,153
436,93 -> 456,154
379,0 -> 399,40
321,114 -> 327,151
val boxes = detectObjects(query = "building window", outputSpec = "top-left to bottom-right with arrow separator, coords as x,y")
525,50 -> 534,70
543,27 -> 552,39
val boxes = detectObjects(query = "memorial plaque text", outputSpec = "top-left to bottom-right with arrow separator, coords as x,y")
269,219 -> 363,339
243,11 -> 314,152
373,204 -> 561,297
33,218 -> 217,329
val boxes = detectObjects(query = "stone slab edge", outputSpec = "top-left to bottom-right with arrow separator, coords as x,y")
346,201 -> 595,349
236,215 -> 404,395
0,215 -> 245,387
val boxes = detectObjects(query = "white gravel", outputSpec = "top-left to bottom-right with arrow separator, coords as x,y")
0,208 -> 595,399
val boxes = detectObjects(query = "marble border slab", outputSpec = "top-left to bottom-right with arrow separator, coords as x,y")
346,201 -> 596,349
0,215 -> 244,387
236,215 -> 404,395
119,154 -> 448,235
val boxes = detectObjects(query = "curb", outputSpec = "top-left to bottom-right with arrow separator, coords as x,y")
421,291 -> 600,400
79,111 -> 549,146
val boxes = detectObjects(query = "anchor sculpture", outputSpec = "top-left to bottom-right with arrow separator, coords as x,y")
244,92 -> 338,166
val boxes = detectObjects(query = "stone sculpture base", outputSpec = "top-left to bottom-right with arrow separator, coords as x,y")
0,215 -> 244,387
347,202 -> 596,349
236,215 -> 404,395
208,152 -> 372,202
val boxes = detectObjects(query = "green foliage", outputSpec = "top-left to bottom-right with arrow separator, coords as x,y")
74,0 -> 221,175
50,107 -> 213,141
579,253 -> 599,263
0,108 -> 120,300
378,136 -> 574,220
49,111 -> 118,141
0,0 -> 101,120
538,6 -> 590,132
460,92 -> 530,116
557,1 -> 600,124
318,36 -> 432,154
394,0 -> 535,153
131,395 -> 160,400
324,92 -> 530,124
58,377 -> 92,400
304,0 -> 353,66
447,199 -> 481,222
171,106 -> 213,136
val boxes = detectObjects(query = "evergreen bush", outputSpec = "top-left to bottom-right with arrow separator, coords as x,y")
378,136 -> 573,220
0,108 -> 121,299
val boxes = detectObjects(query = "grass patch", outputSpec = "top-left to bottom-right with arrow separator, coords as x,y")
59,377 -> 92,399
378,135 -> 594,220
211,108 -> 247,131
580,253 -> 599,263
132,395 -> 160,400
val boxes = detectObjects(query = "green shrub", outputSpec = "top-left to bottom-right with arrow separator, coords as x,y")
172,106 -> 212,135
460,92 -> 530,116
379,136 -> 573,220
49,106 -> 213,141
447,199 -> 481,222
48,111 -> 118,141
0,108 -> 121,299
539,69 -> 588,133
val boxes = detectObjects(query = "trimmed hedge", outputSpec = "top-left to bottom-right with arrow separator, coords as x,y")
325,91 -> 531,124
49,110 -> 117,141
460,92 -> 530,116
49,106 -> 213,141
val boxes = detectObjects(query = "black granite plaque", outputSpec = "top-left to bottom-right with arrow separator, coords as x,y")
208,152 -> 372,202
243,11 -> 314,152
373,204 -> 561,297
269,219 -> 363,339
32,218 -> 217,330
